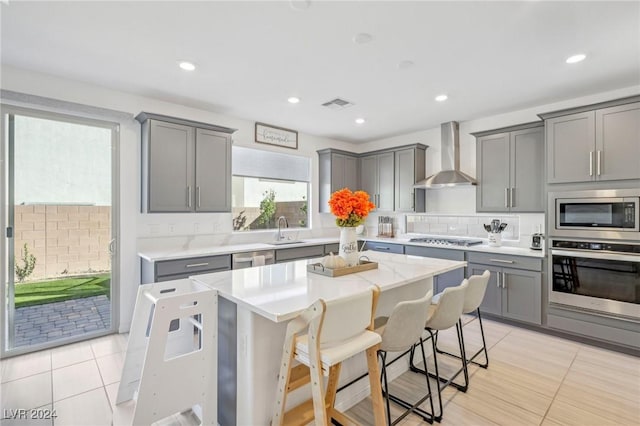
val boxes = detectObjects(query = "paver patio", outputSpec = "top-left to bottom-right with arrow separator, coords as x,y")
13,295 -> 110,347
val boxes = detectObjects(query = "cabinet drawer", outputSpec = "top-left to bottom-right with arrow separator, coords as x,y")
405,245 -> 464,261
156,255 -> 231,278
466,252 -> 541,271
275,245 -> 324,262
365,241 -> 404,254
324,243 -> 340,255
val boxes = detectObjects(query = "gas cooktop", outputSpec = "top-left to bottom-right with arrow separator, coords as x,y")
408,237 -> 484,247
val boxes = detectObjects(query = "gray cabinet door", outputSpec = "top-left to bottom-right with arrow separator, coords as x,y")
377,152 -> 395,211
148,120 -> 194,212
596,102 -> 640,181
395,149 -> 416,212
510,127 -> 544,212
502,268 -> 542,324
546,111 -> 595,183
469,264 -> 501,316
476,133 -> 510,212
360,155 -> 378,209
195,128 -> 231,212
344,155 -> 359,191
331,153 -> 346,191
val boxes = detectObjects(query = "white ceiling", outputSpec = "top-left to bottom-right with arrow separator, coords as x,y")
1,1 -> 639,143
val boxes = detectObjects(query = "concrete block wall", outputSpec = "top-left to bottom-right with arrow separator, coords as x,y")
13,205 -> 111,280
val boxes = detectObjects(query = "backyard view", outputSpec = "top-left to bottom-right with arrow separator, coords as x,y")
6,112 -> 114,350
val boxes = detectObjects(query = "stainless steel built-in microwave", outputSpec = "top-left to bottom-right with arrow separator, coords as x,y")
549,189 -> 640,241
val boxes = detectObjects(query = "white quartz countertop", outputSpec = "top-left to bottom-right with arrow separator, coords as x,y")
138,235 -> 544,262
191,250 -> 466,323
138,237 -> 340,262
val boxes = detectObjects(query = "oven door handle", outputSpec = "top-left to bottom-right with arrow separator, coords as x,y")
551,249 -> 640,263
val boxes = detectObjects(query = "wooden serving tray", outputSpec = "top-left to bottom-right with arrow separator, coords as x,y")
307,260 -> 378,277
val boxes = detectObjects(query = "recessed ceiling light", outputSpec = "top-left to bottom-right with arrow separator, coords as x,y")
289,0 -> 310,11
179,61 -> 196,71
353,33 -> 373,44
435,94 -> 448,102
566,54 -> 586,64
398,60 -> 415,70
355,118 -> 366,124
287,97 -> 300,104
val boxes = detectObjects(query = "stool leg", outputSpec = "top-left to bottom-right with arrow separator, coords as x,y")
379,351 -> 393,426
455,321 -> 469,392
476,309 -> 489,368
366,344 -> 386,426
428,330 -> 443,422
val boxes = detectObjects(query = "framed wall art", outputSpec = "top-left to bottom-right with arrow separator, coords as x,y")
255,122 -> 298,150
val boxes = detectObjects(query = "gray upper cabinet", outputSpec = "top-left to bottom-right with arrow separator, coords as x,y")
395,147 -> 427,212
317,149 -> 359,213
361,152 -> 395,211
137,113 -> 236,213
474,123 -> 544,212
542,98 -> 640,183
318,144 -> 427,213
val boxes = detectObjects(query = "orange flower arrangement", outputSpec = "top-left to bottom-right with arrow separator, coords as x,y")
328,188 -> 375,227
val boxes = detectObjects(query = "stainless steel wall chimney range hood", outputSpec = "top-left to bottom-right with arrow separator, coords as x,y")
413,121 -> 477,188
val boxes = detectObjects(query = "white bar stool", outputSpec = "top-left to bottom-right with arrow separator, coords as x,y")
374,290 -> 435,425
435,270 -> 491,369
272,286 -> 386,426
410,279 -> 468,422
114,279 -> 217,426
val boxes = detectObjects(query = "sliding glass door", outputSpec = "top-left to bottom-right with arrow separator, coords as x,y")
1,106 -> 119,356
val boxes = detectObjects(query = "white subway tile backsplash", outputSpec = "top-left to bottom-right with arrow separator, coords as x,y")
428,224 -> 448,233
447,224 -> 468,236
438,217 -> 459,224
458,217 -> 479,224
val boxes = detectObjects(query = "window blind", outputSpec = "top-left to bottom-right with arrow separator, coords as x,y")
232,146 -> 310,182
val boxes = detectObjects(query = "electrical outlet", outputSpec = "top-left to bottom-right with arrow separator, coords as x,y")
168,223 -> 176,234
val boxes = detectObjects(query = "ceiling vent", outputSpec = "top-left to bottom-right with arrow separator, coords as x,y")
321,98 -> 354,110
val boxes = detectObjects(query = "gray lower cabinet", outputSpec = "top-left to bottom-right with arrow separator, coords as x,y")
542,99 -> 640,183
141,254 -> 232,284
360,152 -> 395,211
317,149 -> 359,213
137,112 -> 236,213
395,147 -> 426,212
474,123 -> 544,212
404,246 -> 465,294
275,245 -> 325,263
364,241 -> 404,254
467,253 -> 542,325
323,243 -> 340,255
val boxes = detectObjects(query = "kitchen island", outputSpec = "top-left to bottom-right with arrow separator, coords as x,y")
192,250 -> 466,426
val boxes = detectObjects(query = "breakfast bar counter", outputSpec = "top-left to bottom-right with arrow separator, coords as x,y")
192,251 -> 466,425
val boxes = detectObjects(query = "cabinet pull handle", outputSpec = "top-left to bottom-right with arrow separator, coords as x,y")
589,151 -> 593,176
505,188 -> 509,208
197,186 -> 201,208
496,272 -> 501,288
490,258 -> 515,264
374,246 -> 390,250
186,262 -> 209,268
510,188 -> 515,208
597,150 -> 602,176
411,191 -> 415,210
502,272 -> 507,288
187,186 -> 192,208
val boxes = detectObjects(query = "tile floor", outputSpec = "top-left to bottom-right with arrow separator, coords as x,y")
1,317 -> 639,426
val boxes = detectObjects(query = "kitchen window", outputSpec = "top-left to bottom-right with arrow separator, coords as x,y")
232,146 -> 310,231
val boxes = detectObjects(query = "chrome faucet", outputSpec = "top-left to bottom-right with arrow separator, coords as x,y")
277,216 -> 288,240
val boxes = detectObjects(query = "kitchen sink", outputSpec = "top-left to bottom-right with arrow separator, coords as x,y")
268,240 -> 305,246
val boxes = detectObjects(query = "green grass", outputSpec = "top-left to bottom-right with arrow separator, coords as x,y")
14,274 -> 110,308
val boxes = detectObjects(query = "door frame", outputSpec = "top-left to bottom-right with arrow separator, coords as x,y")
0,104 -> 120,358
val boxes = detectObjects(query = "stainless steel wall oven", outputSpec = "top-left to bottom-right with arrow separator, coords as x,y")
549,189 -> 640,319
550,240 -> 640,319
